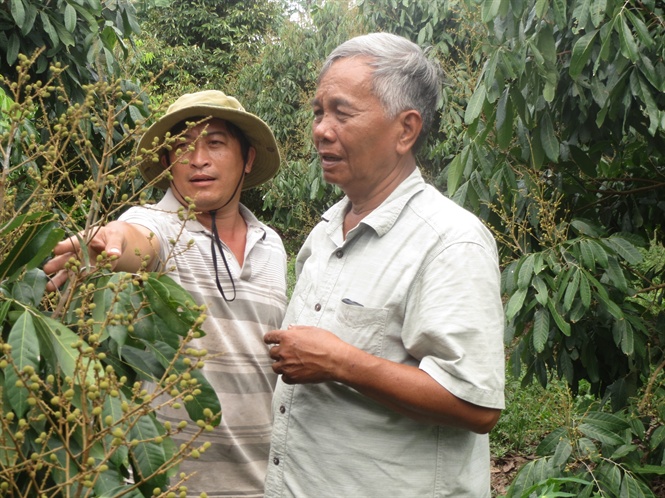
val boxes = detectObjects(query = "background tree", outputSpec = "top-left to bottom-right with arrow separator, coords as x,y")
1,2 -> 220,496
0,55 -> 221,498
456,0 -> 665,407
452,0 -> 665,493
0,0 -> 151,221
136,0 -> 287,96
0,0 -> 141,107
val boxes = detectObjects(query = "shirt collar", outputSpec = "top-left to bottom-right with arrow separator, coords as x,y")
159,188 -> 266,239
322,168 -> 426,238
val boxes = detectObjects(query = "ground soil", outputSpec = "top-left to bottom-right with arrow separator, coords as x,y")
490,454 -> 532,497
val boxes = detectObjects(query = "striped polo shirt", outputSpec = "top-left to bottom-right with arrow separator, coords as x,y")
121,189 -> 287,497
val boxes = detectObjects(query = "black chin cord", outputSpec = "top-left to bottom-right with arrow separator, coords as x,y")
210,209 -> 237,302
207,168 -> 246,302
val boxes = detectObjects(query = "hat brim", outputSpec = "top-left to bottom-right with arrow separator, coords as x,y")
137,105 -> 280,190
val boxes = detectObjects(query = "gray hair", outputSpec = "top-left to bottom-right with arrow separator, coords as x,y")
320,32 -> 441,152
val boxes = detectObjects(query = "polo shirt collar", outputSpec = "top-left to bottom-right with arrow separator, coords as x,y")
160,188 -> 266,239
322,168 -> 426,238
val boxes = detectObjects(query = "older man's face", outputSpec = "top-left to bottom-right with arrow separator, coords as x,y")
311,57 -> 406,200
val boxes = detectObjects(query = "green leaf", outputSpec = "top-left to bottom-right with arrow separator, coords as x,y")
632,464 -> 665,476
54,18 -> 76,47
11,268 -> 48,308
464,85 -> 486,125
605,235 -> 643,265
530,130 -> 545,170
533,275 -> 549,306
551,0 -> 567,29
596,290 -> 624,320
572,0 -> 591,33
562,268 -> 580,313
625,10 -> 654,49
481,0 -> 501,22
570,219 -> 601,237
19,3 -> 37,35
577,437 -> 598,457
619,319 -> 634,355
120,345 -> 165,381
6,32 -> 20,66
127,413 -> 169,489
144,276 -> 195,341
40,11 -> 60,47
578,422 -> 625,445
532,307 -> 549,352
584,410 -> 631,433
0,300 -> 11,324
102,395 -> 129,468
620,472 -> 650,497
547,299 -> 571,336
579,271 -> 591,308
535,0 -> 548,18
539,113 -> 559,162
587,239 -> 609,268
505,288 -> 528,321
577,239 -> 596,271
537,427 -> 568,456
5,311 -> 39,418
558,349 -> 574,384
0,214 -> 64,281
33,314 -> 100,384
517,254 -> 535,290
606,257 -> 627,292
447,147 -> 468,196
610,443 -> 638,460
637,74 -> 660,135
569,146 -> 596,177
64,3 -> 77,32
569,30 -> 598,79
98,486 -> 145,498
10,0 -> 26,26
507,458 -> 559,497
496,87 -> 514,149
650,426 -> 665,451
618,15 -> 639,62
552,439 -> 573,467
589,0 -> 606,28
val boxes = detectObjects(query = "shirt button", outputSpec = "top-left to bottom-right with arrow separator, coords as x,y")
273,457 -> 280,465
279,405 -> 286,414
314,303 -> 321,311
335,249 -> 344,258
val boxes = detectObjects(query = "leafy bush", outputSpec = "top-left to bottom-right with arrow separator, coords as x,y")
0,56 -> 220,497
505,394 -> 665,497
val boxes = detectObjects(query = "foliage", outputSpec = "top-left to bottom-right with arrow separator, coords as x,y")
491,372 -> 572,458
135,0 -> 287,96
505,380 -> 665,498
0,55 -> 221,497
452,0 -> 665,407
0,0 -> 141,108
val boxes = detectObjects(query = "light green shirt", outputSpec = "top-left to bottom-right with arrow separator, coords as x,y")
265,169 -> 505,497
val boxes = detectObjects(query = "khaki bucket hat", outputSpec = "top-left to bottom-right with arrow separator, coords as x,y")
137,90 -> 281,190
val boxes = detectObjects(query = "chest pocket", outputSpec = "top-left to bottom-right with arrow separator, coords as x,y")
334,303 -> 389,357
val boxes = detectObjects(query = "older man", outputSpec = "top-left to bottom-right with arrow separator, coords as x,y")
263,33 -> 505,497
45,90 -> 288,498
